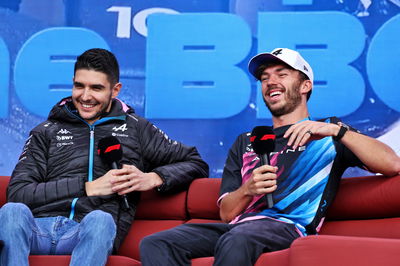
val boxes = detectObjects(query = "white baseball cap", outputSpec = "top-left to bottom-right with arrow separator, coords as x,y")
248,48 -> 313,84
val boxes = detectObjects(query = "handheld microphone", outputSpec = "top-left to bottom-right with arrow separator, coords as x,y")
250,126 -> 276,209
98,136 -> 130,210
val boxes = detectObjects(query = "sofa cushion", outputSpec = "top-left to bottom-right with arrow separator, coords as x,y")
255,249 -> 289,266
118,220 -> 185,261
191,248 -> 290,266
191,257 -> 215,266
135,188 -> 187,220
289,235 -> 400,266
327,175 -> 400,220
187,178 -> 221,220
28,255 -> 140,266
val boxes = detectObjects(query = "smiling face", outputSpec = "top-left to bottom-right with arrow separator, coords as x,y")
72,69 -> 121,124
260,64 -> 309,117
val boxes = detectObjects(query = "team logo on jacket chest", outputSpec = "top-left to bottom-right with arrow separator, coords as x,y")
55,128 -> 74,147
112,123 -> 129,137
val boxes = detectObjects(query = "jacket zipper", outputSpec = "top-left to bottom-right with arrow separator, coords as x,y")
88,127 -> 95,182
70,125 -> 95,220
65,109 -> 126,220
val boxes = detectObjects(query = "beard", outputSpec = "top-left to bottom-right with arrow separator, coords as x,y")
263,81 -> 302,117
85,100 -> 112,121
74,94 -> 113,123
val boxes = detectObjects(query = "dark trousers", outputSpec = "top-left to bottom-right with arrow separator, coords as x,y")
140,218 -> 301,266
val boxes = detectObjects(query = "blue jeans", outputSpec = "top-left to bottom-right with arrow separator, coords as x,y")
0,202 -> 116,266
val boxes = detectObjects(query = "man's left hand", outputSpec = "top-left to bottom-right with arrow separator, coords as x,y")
284,120 -> 340,149
110,164 -> 163,195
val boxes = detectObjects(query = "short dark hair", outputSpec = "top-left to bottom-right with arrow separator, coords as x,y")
74,48 -> 120,85
255,63 -> 312,100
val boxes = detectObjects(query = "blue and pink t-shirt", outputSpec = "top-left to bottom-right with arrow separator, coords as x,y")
218,117 -> 363,235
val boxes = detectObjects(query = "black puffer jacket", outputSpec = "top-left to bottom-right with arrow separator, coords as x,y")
8,97 -> 209,250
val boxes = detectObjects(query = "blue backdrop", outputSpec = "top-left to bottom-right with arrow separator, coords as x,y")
0,0 -> 399,177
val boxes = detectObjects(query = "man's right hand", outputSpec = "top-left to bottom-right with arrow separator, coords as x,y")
85,169 -> 123,196
243,164 -> 278,196
219,164 -> 278,222
85,165 -> 163,196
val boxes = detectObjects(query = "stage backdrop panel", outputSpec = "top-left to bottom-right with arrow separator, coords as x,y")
0,0 -> 399,177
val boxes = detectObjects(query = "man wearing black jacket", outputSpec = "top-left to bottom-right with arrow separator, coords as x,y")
0,48 -> 208,266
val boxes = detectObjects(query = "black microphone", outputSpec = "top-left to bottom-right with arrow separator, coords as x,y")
98,136 -> 130,210
250,126 -> 276,209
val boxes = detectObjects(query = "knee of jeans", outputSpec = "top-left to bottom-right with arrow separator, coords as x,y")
82,210 -> 116,237
0,203 -> 32,227
0,202 -> 31,218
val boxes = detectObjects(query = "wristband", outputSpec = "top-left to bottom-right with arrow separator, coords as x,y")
333,126 -> 348,141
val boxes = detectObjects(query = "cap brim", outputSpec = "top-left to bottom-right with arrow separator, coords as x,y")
248,53 -> 287,79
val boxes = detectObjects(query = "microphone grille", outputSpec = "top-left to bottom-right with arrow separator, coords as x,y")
98,136 -> 123,164
250,126 -> 276,154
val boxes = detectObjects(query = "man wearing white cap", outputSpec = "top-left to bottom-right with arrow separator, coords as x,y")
140,48 -> 400,266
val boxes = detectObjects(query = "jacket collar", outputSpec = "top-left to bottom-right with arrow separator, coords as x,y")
48,97 -> 135,123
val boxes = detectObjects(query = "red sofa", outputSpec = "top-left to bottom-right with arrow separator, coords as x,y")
1,174 -> 400,265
